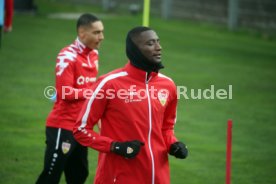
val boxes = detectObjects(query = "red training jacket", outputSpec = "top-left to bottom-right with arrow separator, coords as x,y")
47,38 -> 99,131
74,63 -> 179,184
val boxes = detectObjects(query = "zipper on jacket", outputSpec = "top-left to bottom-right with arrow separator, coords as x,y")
145,72 -> 155,184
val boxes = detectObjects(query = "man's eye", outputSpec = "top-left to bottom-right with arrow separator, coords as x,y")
146,43 -> 154,46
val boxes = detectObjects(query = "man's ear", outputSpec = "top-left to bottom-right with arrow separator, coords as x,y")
78,27 -> 86,40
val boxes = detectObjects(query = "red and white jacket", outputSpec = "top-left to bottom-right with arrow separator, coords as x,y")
47,38 -> 99,131
74,63 -> 179,184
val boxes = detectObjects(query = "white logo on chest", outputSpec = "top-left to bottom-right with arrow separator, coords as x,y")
77,75 -> 96,85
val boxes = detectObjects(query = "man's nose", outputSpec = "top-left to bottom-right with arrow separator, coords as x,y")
156,43 -> 162,50
99,32 -> 104,40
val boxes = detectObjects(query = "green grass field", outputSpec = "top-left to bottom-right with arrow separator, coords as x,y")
0,1 -> 276,184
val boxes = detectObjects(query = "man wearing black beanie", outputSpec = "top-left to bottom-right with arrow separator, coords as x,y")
73,26 -> 188,184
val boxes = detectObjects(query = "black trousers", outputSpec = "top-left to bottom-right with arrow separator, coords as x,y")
36,127 -> 88,184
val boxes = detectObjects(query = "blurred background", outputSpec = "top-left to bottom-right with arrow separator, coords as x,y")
12,0 -> 276,33
0,0 -> 276,183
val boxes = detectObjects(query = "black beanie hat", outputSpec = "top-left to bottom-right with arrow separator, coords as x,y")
126,26 -> 164,73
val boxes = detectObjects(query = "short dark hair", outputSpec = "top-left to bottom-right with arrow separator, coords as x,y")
76,13 -> 100,30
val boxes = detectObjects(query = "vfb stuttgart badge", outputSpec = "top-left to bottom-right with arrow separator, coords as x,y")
61,141 -> 71,154
158,90 -> 169,106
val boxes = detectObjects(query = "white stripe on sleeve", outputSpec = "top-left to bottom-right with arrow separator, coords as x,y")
79,72 -> 128,129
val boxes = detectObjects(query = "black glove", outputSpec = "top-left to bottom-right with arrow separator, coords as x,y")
111,140 -> 144,159
169,142 -> 188,159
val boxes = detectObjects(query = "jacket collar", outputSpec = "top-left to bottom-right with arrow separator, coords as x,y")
73,37 -> 93,55
124,62 -> 158,83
